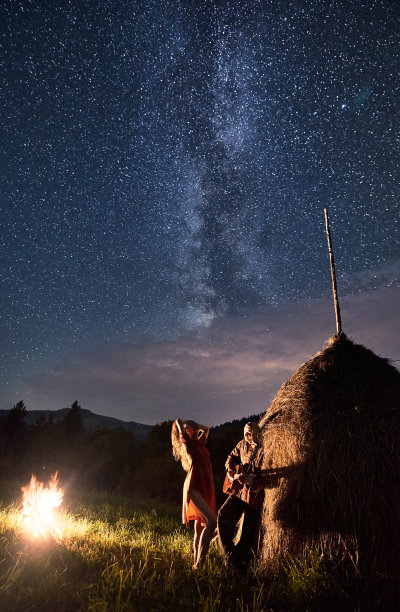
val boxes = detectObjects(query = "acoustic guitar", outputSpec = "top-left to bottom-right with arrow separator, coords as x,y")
222,464 -> 247,495
223,464 -> 288,495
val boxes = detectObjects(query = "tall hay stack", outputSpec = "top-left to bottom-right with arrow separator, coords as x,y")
259,333 -> 400,605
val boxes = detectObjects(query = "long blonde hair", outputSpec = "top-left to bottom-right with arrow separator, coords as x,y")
171,420 -> 199,472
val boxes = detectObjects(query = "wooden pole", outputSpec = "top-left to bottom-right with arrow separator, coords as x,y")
324,208 -> 342,335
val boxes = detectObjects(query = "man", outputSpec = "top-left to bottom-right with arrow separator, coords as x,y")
217,422 -> 265,570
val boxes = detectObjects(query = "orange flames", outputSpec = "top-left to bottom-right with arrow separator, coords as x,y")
20,472 -> 64,540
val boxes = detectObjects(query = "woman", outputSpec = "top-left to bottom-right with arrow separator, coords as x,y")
171,418 -> 216,569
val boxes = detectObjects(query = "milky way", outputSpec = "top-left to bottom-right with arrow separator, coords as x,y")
1,0 -> 399,413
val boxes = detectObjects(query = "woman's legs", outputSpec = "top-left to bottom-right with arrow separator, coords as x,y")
189,489 -> 217,568
193,519 -> 203,565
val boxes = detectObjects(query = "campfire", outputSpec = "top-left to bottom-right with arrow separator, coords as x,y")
20,472 -> 64,540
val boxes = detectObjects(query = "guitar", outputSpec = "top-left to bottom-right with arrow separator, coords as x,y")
223,464 -> 246,495
223,464 -> 289,495
223,443 -> 261,495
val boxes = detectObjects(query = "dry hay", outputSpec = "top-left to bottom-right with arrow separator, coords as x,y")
259,334 -> 400,603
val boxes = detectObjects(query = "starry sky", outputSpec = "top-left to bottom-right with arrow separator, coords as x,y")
1,0 -> 399,425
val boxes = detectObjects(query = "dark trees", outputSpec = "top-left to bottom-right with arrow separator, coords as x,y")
0,400 -> 29,476
62,400 -> 83,444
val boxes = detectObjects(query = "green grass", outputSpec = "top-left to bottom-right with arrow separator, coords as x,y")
0,485 -> 348,611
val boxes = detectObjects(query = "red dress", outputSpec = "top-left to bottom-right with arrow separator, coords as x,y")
181,434 -> 216,526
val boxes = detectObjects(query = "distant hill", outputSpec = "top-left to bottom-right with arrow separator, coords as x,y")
0,408 -> 265,442
0,408 -> 152,440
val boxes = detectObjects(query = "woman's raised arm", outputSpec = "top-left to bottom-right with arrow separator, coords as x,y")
175,418 -> 183,434
176,418 -> 191,442
197,424 -> 209,441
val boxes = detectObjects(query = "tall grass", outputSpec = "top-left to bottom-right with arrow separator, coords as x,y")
0,483 -> 351,611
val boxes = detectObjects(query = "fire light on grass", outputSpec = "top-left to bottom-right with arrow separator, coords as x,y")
20,472 -> 64,540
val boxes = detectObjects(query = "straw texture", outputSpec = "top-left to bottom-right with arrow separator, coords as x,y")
259,334 -> 400,605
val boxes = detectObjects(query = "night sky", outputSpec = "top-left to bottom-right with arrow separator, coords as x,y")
1,0 -> 399,425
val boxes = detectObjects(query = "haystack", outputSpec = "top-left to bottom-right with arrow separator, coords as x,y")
259,334 -> 400,604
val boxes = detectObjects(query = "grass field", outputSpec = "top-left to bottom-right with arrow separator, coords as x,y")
0,481 -> 350,611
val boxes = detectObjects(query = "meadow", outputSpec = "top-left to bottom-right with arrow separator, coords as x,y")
0,480 -> 353,612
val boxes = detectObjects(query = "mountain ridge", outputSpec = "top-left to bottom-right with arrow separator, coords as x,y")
0,407 -> 152,440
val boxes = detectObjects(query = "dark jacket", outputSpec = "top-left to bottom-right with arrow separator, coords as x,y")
225,439 -> 265,510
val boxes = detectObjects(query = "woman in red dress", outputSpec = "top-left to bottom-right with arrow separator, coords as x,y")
171,418 -> 216,569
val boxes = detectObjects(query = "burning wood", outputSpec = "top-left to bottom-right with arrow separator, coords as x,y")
20,472 -> 64,540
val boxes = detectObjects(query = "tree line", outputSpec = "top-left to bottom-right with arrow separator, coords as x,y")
0,401 -> 261,506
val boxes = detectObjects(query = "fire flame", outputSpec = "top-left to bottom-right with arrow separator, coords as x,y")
20,472 -> 64,540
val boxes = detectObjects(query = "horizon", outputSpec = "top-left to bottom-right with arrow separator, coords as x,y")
1,403 -> 263,428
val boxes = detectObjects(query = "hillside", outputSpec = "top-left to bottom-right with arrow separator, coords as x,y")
0,408 -> 152,440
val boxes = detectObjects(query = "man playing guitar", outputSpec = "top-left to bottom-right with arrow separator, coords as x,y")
217,422 -> 265,570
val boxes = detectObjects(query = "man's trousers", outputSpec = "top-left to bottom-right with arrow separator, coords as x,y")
217,494 -> 260,569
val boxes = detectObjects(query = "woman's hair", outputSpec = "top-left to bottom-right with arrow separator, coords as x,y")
171,420 -> 200,472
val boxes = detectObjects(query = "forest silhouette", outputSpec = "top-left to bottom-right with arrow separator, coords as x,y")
0,401 -> 260,507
